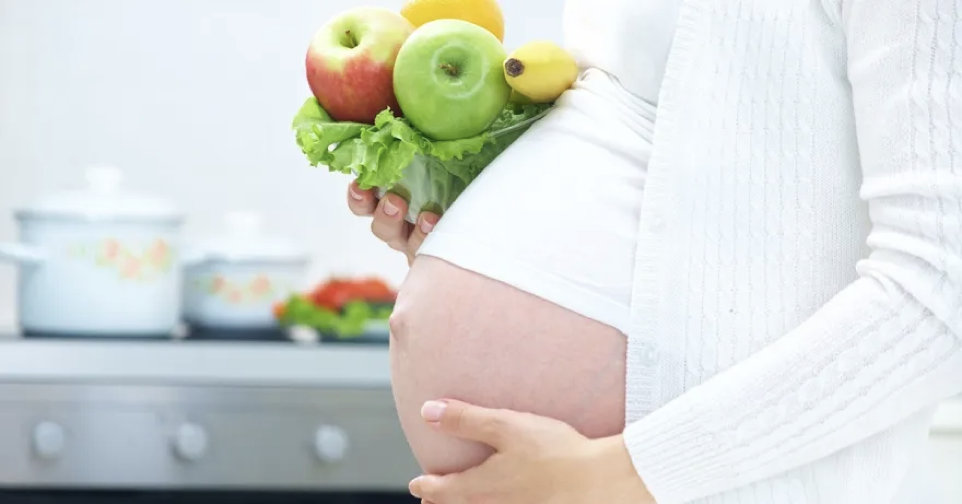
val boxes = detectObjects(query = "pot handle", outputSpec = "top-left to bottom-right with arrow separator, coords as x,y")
0,242 -> 48,265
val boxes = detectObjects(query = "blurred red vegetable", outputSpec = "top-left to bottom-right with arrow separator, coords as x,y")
306,277 -> 397,312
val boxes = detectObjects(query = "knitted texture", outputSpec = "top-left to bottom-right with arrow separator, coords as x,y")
621,0 -> 962,502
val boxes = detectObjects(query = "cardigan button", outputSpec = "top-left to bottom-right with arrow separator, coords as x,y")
647,213 -> 666,232
637,341 -> 659,365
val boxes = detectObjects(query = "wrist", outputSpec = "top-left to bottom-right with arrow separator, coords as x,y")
591,434 -> 654,504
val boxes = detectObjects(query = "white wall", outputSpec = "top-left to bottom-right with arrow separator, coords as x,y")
0,0 -> 564,329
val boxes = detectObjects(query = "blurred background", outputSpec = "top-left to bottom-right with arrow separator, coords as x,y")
0,1 -> 959,503
0,1 -> 564,503
0,0 -> 564,330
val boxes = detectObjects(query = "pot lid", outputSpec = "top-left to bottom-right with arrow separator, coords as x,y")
19,165 -> 181,221
189,211 -> 308,263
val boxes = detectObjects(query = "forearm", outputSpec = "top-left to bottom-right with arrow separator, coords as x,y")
624,276 -> 962,502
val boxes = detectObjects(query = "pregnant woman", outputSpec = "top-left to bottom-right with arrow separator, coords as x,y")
350,0 -> 961,502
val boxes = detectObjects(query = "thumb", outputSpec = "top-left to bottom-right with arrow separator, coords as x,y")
421,399 -> 522,450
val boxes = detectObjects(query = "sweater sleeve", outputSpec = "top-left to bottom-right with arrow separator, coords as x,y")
622,1 -> 962,502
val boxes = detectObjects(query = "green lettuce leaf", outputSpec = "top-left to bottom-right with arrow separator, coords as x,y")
292,98 -> 368,167
292,97 -> 552,221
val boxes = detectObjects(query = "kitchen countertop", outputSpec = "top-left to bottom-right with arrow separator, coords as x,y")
0,339 -> 390,388
932,396 -> 962,435
0,337 -> 958,434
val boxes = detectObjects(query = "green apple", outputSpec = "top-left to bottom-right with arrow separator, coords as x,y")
393,19 -> 510,140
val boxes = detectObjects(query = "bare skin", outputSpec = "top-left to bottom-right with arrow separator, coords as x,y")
348,182 -> 627,474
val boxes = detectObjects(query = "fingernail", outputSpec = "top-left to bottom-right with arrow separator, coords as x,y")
419,217 -> 435,234
408,477 -> 422,498
383,199 -> 399,217
421,400 -> 447,422
349,187 -> 363,201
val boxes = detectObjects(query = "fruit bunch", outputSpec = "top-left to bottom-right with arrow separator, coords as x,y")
293,0 -> 579,222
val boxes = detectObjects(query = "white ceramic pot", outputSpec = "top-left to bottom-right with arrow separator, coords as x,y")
183,212 -> 308,330
0,166 -> 183,337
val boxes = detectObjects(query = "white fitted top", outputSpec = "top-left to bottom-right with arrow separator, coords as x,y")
564,0 -> 681,103
418,1 -> 681,333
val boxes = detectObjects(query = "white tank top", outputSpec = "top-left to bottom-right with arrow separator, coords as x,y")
564,0 -> 681,104
418,1 -> 681,333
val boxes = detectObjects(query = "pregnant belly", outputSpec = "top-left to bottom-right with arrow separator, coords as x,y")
390,256 -> 626,474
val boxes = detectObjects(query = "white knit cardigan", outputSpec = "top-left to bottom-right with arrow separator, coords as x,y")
618,0 -> 962,502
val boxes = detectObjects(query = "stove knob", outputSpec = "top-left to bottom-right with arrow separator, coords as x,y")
313,425 -> 349,463
172,423 -> 208,462
32,421 -> 65,460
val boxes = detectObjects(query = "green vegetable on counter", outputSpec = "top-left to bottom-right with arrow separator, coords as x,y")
276,295 -> 393,339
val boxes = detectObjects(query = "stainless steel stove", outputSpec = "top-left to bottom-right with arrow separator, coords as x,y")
0,337 -> 418,503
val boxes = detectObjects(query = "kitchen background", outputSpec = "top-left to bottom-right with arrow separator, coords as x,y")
0,1 -> 566,502
0,1 -> 960,503
0,0 -> 563,331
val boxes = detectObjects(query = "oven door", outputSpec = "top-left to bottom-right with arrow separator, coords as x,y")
0,490 -> 414,504
0,382 -> 419,503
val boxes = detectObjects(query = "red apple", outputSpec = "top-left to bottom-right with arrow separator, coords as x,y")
306,7 -> 414,124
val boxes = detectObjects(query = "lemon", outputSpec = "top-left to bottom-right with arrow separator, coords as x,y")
400,0 -> 505,41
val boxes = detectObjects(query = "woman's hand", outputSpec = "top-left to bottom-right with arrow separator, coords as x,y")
346,180 -> 439,263
408,399 -> 655,504
347,180 -> 440,264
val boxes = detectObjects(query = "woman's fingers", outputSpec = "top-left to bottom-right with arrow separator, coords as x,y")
371,193 -> 412,251
347,180 -> 378,216
406,212 -> 440,263
356,184 -> 440,261
421,399 -> 521,449
411,469 -> 488,504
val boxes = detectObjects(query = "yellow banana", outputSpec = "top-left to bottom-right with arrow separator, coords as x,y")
503,41 -> 579,103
